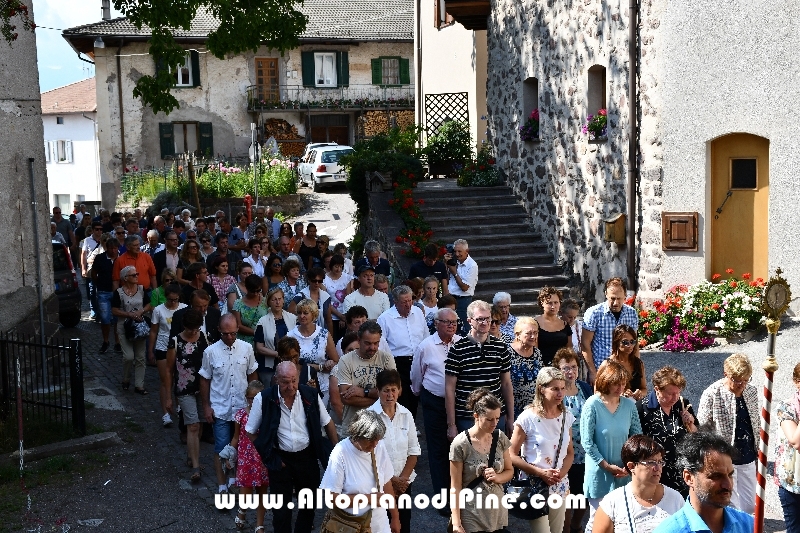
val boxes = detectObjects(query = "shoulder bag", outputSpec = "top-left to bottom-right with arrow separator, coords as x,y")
448,430 -> 500,533
506,412 -> 567,520
319,449 -> 379,533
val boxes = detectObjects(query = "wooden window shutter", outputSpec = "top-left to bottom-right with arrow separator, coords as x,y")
337,51 -> 349,87
661,212 -> 698,251
198,122 -> 213,156
399,58 -> 410,85
434,0 -> 441,28
159,123 -> 175,159
190,50 -> 201,87
301,51 -> 315,87
371,58 -> 382,85
65,140 -> 73,163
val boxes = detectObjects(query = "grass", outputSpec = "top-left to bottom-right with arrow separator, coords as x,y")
0,410 -> 78,454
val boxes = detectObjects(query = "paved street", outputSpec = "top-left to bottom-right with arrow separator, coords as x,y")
288,185 -> 358,247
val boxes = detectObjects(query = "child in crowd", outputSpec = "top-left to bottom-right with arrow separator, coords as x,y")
231,380 -> 269,531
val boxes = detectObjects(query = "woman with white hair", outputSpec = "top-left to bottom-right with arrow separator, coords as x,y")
493,292 -> 517,339
111,265 -> 152,394
180,209 -> 194,230
319,408 -> 401,533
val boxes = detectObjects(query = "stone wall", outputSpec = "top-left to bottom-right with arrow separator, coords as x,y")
363,191 -> 414,283
485,0 -> 664,304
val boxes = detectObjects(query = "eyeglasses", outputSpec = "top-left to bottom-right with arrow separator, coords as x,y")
116,231 -> 125,235
619,339 -> 637,347
220,331 -> 238,337
729,375 -> 752,385
638,460 -> 666,469
271,263 -> 282,268
201,239 -> 211,243
436,320 -> 458,326
491,319 -> 500,326
559,365 -> 579,373
92,227 -> 103,231
164,279 -> 175,283
471,316 -> 491,324
127,273 -> 139,277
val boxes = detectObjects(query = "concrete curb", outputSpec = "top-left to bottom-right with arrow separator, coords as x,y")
8,432 -> 122,462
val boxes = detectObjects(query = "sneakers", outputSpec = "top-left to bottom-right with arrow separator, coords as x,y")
114,343 -> 122,353
162,413 -> 173,428
98,342 -> 109,354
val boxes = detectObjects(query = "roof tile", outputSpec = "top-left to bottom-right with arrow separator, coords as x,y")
40,78 -> 96,114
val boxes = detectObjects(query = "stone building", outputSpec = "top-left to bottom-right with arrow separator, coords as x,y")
447,0 -> 800,307
61,0 -> 415,209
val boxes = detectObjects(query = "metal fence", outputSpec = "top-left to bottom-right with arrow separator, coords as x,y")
0,333 -> 85,436
247,84 -> 415,111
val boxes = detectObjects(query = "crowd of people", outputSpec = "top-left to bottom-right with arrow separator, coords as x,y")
52,204 -> 795,533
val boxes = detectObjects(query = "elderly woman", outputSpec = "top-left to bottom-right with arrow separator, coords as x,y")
277,258 -> 307,309
111,265 -> 152,394
493,292 -> 517,339
489,305 -> 514,344
180,208 -> 194,230
509,316 -> 544,418
287,299 -> 338,404
776,362 -> 800,530
148,283 -> 186,427
697,353 -> 759,514
253,287 -> 297,385
319,408 -> 401,533
553,347 -> 593,533
368,369 -> 420,533
560,299 -> 587,381
288,267 -> 332,330
592,435 -> 684,533
231,274 -> 267,346
580,360 -> 642,532
535,286 -> 572,366
450,388 -> 514,533
510,367 -> 575,533
636,366 -> 698,498
608,325 -> 647,401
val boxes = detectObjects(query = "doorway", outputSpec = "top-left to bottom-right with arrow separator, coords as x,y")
709,133 -> 769,280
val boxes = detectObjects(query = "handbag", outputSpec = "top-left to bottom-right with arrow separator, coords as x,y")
123,316 -> 151,340
320,449 -> 379,533
506,412 -> 567,520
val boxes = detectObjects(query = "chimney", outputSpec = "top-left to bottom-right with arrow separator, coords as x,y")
101,0 -> 111,20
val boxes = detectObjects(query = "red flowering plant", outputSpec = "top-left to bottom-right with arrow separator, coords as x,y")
388,169 -> 436,258
457,143 -> 501,187
636,269 -> 766,351
582,108 -> 608,140
1,0 -> 35,45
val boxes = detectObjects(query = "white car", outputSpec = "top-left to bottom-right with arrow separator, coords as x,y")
299,145 -> 354,192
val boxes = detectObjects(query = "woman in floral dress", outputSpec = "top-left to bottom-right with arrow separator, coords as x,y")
231,380 -> 269,530
509,317 -> 543,417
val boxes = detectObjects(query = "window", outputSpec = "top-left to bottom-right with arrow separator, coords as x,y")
76,195 -> 86,202
301,51 -> 349,88
371,57 -> 411,86
730,158 -> 758,189
44,141 -> 51,163
159,122 -> 213,159
314,53 -> 336,87
53,194 -> 71,215
522,77 -> 539,140
56,116 -> 64,125
45,140 -> 73,163
255,58 -> 279,102
433,0 -> 455,28
587,65 -> 607,114
171,53 -> 193,86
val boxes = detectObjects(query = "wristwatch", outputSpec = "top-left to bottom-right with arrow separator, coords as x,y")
364,387 -> 370,397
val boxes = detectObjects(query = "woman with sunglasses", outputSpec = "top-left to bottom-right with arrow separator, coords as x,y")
226,262 -> 253,314
288,267 -> 332,330
150,268 -> 177,308
608,325 -> 647,402
263,254 -> 285,291
231,274 -> 268,346
591,435 -> 683,533
111,265 -> 152,394
176,239 -> 204,285
489,305 -> 514,344
148,284 -> 187,427
198,230 -> 216,260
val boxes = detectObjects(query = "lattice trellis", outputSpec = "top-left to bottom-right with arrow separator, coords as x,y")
424,92 -> 469,136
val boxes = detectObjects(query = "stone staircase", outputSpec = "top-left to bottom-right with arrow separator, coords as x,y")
414,179 -> 569,317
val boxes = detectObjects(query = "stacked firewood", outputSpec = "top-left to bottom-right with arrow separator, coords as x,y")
362,110 -> 415,137
264,119 -> 304,140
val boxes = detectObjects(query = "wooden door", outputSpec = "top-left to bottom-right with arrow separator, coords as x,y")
255,58 -> 279,103
710,133 -> 769,279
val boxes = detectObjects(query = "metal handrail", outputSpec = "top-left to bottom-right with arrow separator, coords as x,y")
246,84 -> 414,110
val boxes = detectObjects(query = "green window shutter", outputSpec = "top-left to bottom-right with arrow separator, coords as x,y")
337,51 -> 349,87
159,123 -> 175,159
301,51 -> 315,87
198,122 -> 213,156
190,50 -> 201,87
371,58 -> 382,85
399,58 -> 410,85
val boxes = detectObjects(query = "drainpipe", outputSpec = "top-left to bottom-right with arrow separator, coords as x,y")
116,39 -> 127,197
626,0 -> 639,293
415,0 -> 423,136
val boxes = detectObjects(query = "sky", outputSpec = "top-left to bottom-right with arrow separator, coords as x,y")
34,0 -> 123,93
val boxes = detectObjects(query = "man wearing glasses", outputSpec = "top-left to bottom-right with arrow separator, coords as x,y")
696,354 -> 759,514
81,223 -> 104,320
444,300 -> 515,439
411,307 -> 461,504
200,314 -> 258,496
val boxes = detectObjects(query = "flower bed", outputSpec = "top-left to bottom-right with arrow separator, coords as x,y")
636,270 -> 765,352
388,170 -> 439,258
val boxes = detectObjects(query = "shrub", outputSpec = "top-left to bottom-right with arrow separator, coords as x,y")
423,120 -> 473,166
457,144 -> 501,187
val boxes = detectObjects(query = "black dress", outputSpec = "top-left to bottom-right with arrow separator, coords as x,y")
535,318 -> 572,366
298,241 -> 319,270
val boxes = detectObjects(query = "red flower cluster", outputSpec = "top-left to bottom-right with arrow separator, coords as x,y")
388,168 -> 436,258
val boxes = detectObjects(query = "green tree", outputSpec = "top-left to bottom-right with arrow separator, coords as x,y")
113,0 -> 307,114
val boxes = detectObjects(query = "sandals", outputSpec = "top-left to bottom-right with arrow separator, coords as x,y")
235,509 -> 246,529
190,468 -> 201,483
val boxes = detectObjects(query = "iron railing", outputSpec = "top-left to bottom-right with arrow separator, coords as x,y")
247,84 -> 415,111
0,333 -> 85,437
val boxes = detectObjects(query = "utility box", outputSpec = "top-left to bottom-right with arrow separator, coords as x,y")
661,212 -> 698,251
604,213 -> 626,244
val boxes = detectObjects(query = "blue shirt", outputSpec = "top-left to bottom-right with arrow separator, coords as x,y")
227,227 -> 245,247
653,501 -> 754,533
582,302 -> 638,368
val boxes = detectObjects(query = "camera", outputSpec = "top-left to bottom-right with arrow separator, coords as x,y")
445,243 -> 455,254
445,243 -> 457,266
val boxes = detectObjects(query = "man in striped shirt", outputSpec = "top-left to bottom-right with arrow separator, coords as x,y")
444,300 -> 515,440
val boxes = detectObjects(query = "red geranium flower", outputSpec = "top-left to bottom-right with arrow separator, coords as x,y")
742,273 -> 751,280
640,310 -> 649,319
725,268 -> 734,274
730,281 -> 737,288
711,303 -> 720,310
395,236 -> 403,243
712,273 -> 721,280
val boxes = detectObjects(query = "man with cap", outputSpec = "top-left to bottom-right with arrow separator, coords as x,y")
342,264 -> 390,319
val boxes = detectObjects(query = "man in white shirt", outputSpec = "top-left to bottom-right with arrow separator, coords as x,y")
337,322 -> 396,433
81,223 -> 104,320
247,362 -> 338,533
444,239 -> 478,334
411,307 -> 461,501
342,264 -> 390,319
377,285 -> 428,420
199,314 -> 258,495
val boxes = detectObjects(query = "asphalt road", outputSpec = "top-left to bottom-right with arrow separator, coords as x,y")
288,184 -> 358,247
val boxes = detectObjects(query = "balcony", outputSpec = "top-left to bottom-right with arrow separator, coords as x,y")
444,0 -> 490,30
246,85 -> 415,112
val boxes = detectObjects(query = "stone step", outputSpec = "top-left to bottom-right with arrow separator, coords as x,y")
433,222 -> 533,239
474,285 -> 571,304
423,207 -> 528,223
420,203 -> 525,217
467,240 -> 549,257
417,195 -> 520,208
415,182 -> 513,198
474,253 -> 556,267
476,275 -> 571,292
478,264 -> 564,280
442,233 -> 548,249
